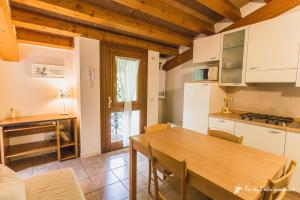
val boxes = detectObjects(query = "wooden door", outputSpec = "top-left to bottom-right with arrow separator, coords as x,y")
100,42 -> 148,153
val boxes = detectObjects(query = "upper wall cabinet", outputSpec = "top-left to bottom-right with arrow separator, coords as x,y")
219,27 -> 248,86
246,12 -> 300,83
193,34 -> 221,63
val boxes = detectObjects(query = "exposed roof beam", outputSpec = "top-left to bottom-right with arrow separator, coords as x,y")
161,0 -> 217,24
11,8 -> 178,55
222,0 -> 300,32
0,0 -> 19,61
112,0 -> 214,34
163,48 -> 193,71
195,0 -> 242,21
11,0 -> 191,46
16,28 -> 74,49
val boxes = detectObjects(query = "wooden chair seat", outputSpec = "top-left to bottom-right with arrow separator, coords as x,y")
160,175 -> 208,200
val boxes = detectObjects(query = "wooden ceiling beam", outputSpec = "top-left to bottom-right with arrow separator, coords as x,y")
161,0 -> 217,24
195,0 -> 242,21
222,0 -> 300,32
11,0 -> 191,47
163,48 -> 193,71
112,0 -> 214,34
16,28 -> 74,50
0,0 -> 19,61
11,8 -> 178,55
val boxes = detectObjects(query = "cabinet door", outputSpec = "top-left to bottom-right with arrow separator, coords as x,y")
247,12 -> 300,71
193,34 -> 221,63
285,132 -> 300,192
219,28 -> 248,86
235,122 -> 286,155
208,117 -> 235,134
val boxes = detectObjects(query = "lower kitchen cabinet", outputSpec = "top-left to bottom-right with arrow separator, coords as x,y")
235,122 -> 286,155
285,131 -> 300,192
208,117 -> 235,134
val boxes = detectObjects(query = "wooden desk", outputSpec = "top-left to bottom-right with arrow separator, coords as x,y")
0,113 -> 78,165
129,128 -> 287,200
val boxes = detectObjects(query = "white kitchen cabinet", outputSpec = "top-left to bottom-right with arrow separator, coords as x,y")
235,122 -> 286,155
208,117 -> 235,134
246,11 -> 300,83
183,82 -> 226,135
219,27 -> 248,86
193,34 -> 221,63
284,131 -> 300,192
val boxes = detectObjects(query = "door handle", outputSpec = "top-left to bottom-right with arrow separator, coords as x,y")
108,96 -> 112,109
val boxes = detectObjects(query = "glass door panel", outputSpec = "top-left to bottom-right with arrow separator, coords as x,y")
221,29 -> 246,84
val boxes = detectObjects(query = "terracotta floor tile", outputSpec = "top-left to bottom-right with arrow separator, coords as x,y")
121,173 -> 149,192
99,182 -> 129,200
85,190 -> 102,200
58,158 -> 83,170
108,157 -> 127,170
137,188 -> 155,200
80,155 -> 102,167
90,171 -> 119,189
137,159 -> 149,173
79,178 -> 96,194
73,167 -> 89,181
112,165 -> 130,180
85,163 -> 110,177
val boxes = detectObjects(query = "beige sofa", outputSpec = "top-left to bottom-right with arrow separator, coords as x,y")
0,165 -> 85,200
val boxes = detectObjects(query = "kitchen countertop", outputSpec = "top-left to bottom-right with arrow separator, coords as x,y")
209,110 -> 300,134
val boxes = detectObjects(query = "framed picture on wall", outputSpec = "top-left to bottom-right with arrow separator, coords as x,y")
32,64 -> 64,78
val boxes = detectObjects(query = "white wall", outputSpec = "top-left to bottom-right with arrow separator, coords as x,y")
74,37 -> 101,157
147,50 -> 159,125
0,44 -> 75,119
0,44 -> 75,145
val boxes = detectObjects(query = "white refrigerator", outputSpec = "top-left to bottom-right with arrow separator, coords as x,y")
183,82 -> 226,135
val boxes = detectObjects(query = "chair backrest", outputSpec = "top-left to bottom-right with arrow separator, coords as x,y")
148,143 -> 187,200
144,123 -> 170,133
208,129 -> 244,144
262,160 -> 297,200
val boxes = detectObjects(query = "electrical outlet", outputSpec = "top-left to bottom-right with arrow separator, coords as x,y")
231,98 -> 237,103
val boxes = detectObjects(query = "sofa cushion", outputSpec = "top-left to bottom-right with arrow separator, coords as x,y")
0,164 -> 26,200
24,168 -> 85,200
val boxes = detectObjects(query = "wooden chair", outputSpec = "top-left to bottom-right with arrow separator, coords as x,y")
208,129 -> 244,144
262,160 -> 297,200
148,143 -> 208,200
144,123 -> 171,194
144,123 -> 171,133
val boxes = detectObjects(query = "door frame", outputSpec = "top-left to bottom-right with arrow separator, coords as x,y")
100,42 -> 148,153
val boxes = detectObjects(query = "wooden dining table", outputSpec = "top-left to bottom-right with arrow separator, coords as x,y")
129,128 -> 287,200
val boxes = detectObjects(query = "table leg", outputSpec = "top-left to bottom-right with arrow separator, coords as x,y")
130,139 -> 137,200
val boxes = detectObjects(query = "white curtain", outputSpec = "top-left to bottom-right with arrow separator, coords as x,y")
116,56 -> 140,147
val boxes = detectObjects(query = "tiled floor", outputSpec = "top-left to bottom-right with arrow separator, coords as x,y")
11,149 -> 300,200
14,148 -> 154,200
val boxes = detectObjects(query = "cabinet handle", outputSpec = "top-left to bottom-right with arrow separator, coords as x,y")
219,120 -> 225,123
249,67 -> 258,70
268,130 -> 281,134
210,57 -> 217,60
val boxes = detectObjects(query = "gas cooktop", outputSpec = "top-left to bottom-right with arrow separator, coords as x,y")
239,113 -> 293,126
